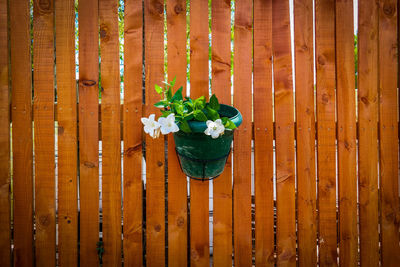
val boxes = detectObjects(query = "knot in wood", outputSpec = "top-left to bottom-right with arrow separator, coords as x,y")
383,3 -> 395,17
154,2 -> 164,15
79,79 -> 97,87
154,224 -> 162,232
37,0 -> 52,14
100,24 -> 110,42
157,161 -> 163,167
174,4 -> 183,14
176,216 -> 184,227
84,161 -> 96,168
39,215 -> 51,227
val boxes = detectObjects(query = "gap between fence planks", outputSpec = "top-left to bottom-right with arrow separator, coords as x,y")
315,0 -> 338,265
0,0 -> 10,264
378,0 -> 400,265
253,0 -> 274,266
294,0 -> 317,266
166,1 -> 188,267
100,0 -> 122,266
123,0 -> 144,266
272,0 -> 296,265
189,1 -> 210,266
78,0 -> 100,265
55,0 -> 79,265
10,0 -> 34,265
144,0 -> 166,266
233,0 -> 253,266
358,0 -> 380,266
336,1 -> 358,265
211,0 -> 233,266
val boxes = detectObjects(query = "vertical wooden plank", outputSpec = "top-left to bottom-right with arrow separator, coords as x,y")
211,0 -> 233,266
335,1 -> 358,266
233,0 -> 252,266
189,1 -> 209,266
78,0 -> 100,265
10,0 -> 34,265
272,0 -> 296,265
315,0 -> 337,265
0,0 -> 11,264
144,0 -> 165,266
33,0 -> 56,265
378,0 -> 400,264
294,0 -> 316,266
123,0 -> 143,265
358,1 -> 379,266
166,1 -> 188,266
55,0 -> 78,265
253,0 -> 274,266
100,0 -> 122,266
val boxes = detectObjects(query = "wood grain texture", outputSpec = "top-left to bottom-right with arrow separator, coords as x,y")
211,0 -> 233,266
335,1 -> 358,266
78,0 -> 100,265
253,0 -> 274,266
123,0 -> 143,265
166,1 -> 188,266
315,0 -> 338,265
100,0 -> 122,266
272,0 -> 296,265
358,1 -> 379,266
33,0 -> 56,265
378,0 -> 400,265
10,0 -> 34,265
294,0 -> 316,266
144,0 -> 165,266
55,0 -> 78,265
189,1 -> 210,266
0,0 -> 11,264
233,0 -> 252,266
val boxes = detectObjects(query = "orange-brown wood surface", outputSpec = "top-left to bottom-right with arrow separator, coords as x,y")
78,0 -> 100,265
0,0 -> 10,264
10,0 -> 34,265
272,0 -> 296,265
358,1 -> 379,266
33,0 -> 56,265
144,0 -> 165,266
233,0 -> 252,266
335,1 -> 358,266
100,0 -> 122,266
55,0 -> 78,265
253,0 -> 274,266
378,0 -> 400,264
167,1 -> 188,266
123,0 -> 143,265
211,0 -> 232,266
315,0 -> 338,265
294,0 -> 316,266
189,1 -> 210,266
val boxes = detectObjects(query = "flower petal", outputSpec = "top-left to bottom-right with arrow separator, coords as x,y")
211,131 -> 220,139
141,117 -> 148,124
149,114 -> 156,121
206,120 -> 213,127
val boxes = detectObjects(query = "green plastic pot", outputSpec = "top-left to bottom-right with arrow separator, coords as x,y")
173,104 -> 242,180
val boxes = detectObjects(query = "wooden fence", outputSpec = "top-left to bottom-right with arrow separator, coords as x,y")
0,0 -> 399,266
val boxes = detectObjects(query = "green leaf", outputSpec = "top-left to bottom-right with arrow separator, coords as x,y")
155,84 -> 163,94
194,96 -> 206,110
206,106 -> 220,121
154,100 -> 168,108
209,94 -> 220,111
166,87 -> 172,100
171,87 -> 183,102
179,120 -> 192,133
225,119 -> 237,130
170,76 -> 176,86
161,110 -> 172,117
174,102 -> 184,115
221,117 -> 229,125
194,110 -> 208,121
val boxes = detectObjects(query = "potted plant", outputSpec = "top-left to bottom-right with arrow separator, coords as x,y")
141,78 -> 242,180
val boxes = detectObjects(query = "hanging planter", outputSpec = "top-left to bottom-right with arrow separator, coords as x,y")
141,78 -> 242,181
173,104 -> 242,180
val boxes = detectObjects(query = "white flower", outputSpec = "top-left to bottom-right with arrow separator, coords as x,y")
204,119 -> 225,139
158,113 -> 180,135
141,114 -> 161,138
